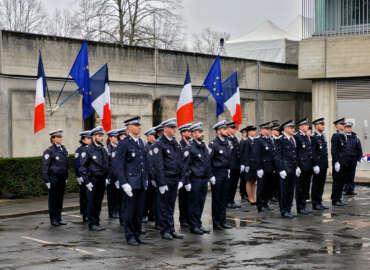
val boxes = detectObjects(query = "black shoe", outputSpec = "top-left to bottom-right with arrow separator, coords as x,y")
250,202 -> 257,206
241,195 -> 249,202
281,212 -> 293,218
112,212 -> 120,219
313,204 -> 325,210
191,228 -> 204,235
213,225 -> 224,231
154,225 -> 161,230
200,227 -> 211,234
298,208 -> 310,215
227,203 -> 236,209
257,207 -> 264,213
89,225 -> 105,231
320,204 -> 329,209
221,224 -> 232,229
51,220 -> 60,226
142,217 -> 148,224
180,222 -> 189,228
234,204 -> 241,208
141,228 -> 147,235
58,220 -> 67,225
82,216 -> 89,223
171,232 -> 184,239
264,205 -> 273,211
120,222 -> 125,227
344,191 -> 357,196
332,201 -> 347,206
136,236 -> 149,245
290,212 -> 298,217
162,232 -> 173,240
127,237 -> 139,246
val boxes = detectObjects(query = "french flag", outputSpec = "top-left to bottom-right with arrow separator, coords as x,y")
177,68 -> 193,127
34,53 -> 47,133
90,64 -> 111,132
223,72 -> 242,128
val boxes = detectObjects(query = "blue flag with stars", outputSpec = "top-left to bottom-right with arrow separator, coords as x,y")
203,55 -> 224,117
69,41 -> 93,119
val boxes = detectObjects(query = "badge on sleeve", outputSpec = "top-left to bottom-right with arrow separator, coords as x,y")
44,154 -> 49,160
184,151 -> 189,157
75,152 -> 79,158
153,148 -> 159,154
81,152 -> 86,158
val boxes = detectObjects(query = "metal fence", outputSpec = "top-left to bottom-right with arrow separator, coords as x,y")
303,0 -> 370,39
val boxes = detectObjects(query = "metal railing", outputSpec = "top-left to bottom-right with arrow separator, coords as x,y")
303,0 -> 370,39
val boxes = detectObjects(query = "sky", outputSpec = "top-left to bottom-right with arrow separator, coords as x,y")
42,0 -> 302,41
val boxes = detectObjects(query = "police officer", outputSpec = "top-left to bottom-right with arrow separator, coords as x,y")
275,120 -> 300,218
256,122 -> 274,212
42,129 -> 69,226
115,116 -> 148,246
118,127 -> 127,141
294,118 -> 313,215
271,122 -> 281,203
74,130 -> 91,223
80,126 -> 109,231
183,122 -> 211,235
178,123 -> 193,227
106,129 -> 121,219
331,118 -> 347,206
209,120 -> 232,230
342,121 -> 363,196
152,118 -> 185,240
311,118 -> 329,210
226,122 -> 241,209
239,127 -> 248,202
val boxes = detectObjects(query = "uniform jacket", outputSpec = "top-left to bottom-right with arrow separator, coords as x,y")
294,131 -> 313,172
257,136 -> 275,174
228,136 -> 241,169
42,144 -> 69,183
209,136 -> 231,171
183,140 -> 213,181
311,131 -> 328,169
74,144 -> 88,178
240,137 -> 261,170
274,134 -> 298,174
106,143 -> 118,181
79,142 -> 109,183
343,132 -> 363,164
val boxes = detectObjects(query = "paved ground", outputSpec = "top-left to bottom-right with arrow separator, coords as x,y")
1,183 -> 370,270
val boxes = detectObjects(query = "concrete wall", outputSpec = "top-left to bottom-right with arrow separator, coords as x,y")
0,31 -> 312,157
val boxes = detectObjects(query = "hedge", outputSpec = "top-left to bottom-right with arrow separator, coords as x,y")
0,155 -> 79,199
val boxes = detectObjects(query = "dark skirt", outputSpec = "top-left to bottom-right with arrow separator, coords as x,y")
245,168 -> 257,183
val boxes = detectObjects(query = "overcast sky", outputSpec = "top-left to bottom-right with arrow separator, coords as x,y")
42,0 -> 302,41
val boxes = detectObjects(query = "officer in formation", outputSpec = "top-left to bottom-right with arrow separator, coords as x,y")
42,129 -> 69,226
239,127 -> 248,202
271,121 -> 281,202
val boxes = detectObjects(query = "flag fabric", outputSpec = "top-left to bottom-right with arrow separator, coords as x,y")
69,41 -> 93,119
34,53 -> 47,133
223,72 -> 242,129
176,68 -> 193,127
90,64 -> 111,132
203,55 -> 224,117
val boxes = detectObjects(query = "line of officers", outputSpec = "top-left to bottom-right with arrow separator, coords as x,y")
42,116 -> 363,246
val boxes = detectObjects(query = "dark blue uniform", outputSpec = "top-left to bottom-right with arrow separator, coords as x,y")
184,140 -> 213,231
178,139 -> 190,226
330,131 -> 347,204
106,143 -> 121,218
42,144 -> 69,224
311,131 -> 328,207
74,144 -> 88,221
271,136 -> 281,201
239,138 -> 248,199
152,135 -> 184,236
294,131 -> 313,212
226,136 -> 241,205
114,135 -> 148,241
342,132 -> 363,194
241,137 -> 261,183
79,142 -> 109,228
209,136 -> 231,228
274,134 -> 298,215
143,142 -> 156,222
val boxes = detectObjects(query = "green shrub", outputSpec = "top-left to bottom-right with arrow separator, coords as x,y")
0,155 -> 79,199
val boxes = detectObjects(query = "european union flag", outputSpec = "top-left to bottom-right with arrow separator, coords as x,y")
203,56 -> 224,117
69,41 -> 93,119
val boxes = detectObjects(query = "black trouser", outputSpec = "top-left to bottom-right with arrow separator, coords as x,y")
78,183 -> 88,218
124,189 -> 145,240
120,190 -> 126,225
227,168 -> 240,204
331,169 -> 345,203
87,176 -> 106,227
178,186 -> 189,224
272,171 -> 280,200
106,181 -> 121,217
143,184 -> 156,221
211,169 -> 229,227
295,170 -> 312,211
343,162 -> 357,193
279,172 -> 296,214
188,177 -> 208,230
158,180 -> 178,235
239,171 -> 247,198
256,172 -> 274,209
48,174 -> 66,223
311,168 -> 327,206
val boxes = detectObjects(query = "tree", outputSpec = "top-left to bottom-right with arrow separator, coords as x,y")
0,0 -> 47,33
46,9 -> 76,38
192,28 -> 231,55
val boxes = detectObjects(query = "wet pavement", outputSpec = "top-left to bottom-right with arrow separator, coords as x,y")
1,183 -> 370,270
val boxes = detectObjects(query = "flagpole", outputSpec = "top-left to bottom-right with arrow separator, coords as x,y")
51,88 -> 79,114
54,76 -> 70,107
193,85 -> 204,105
194,92 -> 211,109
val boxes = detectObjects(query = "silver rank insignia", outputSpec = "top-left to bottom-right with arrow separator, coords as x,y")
219,150 -> 223,154
184,151 -> 189,157
56,156 -> 59,160
149,150 -> 153,156
132,152 -> 136,157
93,155 -> 97,159
81,152 -> 86,158
44,154 -> 49,160
75,152 -> 79,158
112,152 -> 116,158
167,149 -> 170,154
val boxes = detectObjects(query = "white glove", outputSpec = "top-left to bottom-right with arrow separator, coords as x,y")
159,185 -> 168,194
245,166 -> 250,173
46,183 -> 51,189
65,179 -> 68,184
114,181 -> 120,189
257,169 -> 264,178
105,179 -> 110,186
178,181 -> 183,190
228,169 -> 230,178
151,180 -> 157,187
86,182 -> 93,192
313,166 -> 320,175
334,162 -> 341,172
279,170 -> 287,179
185,183 -> 191,192
122,183 -> 133,197
210,176 -> 216,185
361,156 -> 368,163
240,165 -> 245,173
77,177 -> 83,185
296,167 -> 301,178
